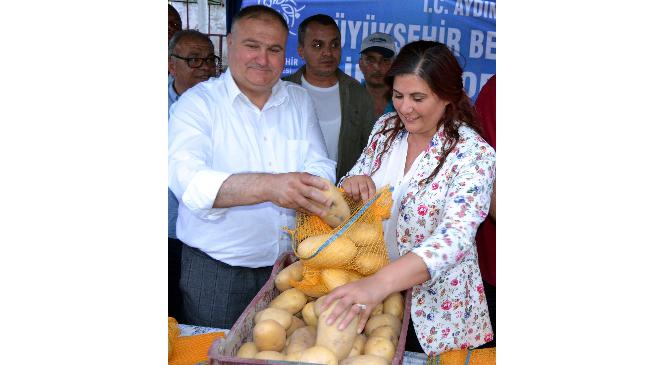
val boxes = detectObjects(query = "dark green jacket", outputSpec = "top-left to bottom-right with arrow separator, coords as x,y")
283,67 -> 375,183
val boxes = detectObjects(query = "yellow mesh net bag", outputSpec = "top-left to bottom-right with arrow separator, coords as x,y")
285,185 -> 393,297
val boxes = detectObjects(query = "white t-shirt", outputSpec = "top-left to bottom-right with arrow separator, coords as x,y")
300,76 -> 342,162
369,133 -> 424,261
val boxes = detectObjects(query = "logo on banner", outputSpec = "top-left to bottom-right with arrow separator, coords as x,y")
259,0 -> 305,36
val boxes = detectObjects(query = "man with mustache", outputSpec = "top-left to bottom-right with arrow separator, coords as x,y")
284,14 -> 375,183
359,32 -> 397,119
168,5 -> 336,329
167,29 -> 218,321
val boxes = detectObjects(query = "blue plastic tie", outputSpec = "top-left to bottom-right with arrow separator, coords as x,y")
464,348 -> 473,365
302,186 -> 393,259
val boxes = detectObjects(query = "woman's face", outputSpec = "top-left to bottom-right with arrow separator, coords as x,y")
392,74 -> 449,139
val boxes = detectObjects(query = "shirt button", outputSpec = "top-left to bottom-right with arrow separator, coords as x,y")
264,136 -> 267,141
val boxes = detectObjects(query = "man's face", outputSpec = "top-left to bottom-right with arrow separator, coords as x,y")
297,23 -> 341,79
227,17 -> 287,99
359,50 -> 393,88
168,37 -> 216,94
168,8 -> 182,42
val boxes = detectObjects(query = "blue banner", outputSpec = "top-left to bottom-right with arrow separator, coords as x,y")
244,0 -> 495,100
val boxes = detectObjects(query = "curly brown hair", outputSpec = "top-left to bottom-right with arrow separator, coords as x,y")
371,40 -> 481,185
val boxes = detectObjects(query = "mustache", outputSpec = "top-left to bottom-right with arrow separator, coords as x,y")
247,63 -> 272,71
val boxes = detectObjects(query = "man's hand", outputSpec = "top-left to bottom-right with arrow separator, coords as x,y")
341,175 -> 376,202
266,172 -> 333,216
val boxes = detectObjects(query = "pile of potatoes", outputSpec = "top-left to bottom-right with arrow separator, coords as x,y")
234,260 -> 405,365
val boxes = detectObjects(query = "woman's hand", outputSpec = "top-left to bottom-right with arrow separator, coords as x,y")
341,175 -> 376,202
320,275 -> 390,334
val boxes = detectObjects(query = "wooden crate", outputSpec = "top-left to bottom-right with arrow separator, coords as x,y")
208,252 -> 412,365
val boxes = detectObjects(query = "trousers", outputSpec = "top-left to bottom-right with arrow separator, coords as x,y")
179,244 -> 272,329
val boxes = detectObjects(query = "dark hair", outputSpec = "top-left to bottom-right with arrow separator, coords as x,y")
230,5 -> 288,34
168,30 -> 213,56
297,14 -> 339,45
373,40 -> 481,184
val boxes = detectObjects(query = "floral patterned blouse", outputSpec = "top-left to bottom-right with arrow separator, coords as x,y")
341,112 -> 496,355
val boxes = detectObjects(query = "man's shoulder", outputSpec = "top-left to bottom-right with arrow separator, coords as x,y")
337,71 -> 371,97
279,79 -> 310,99
282,67 -> 304,84
336,70 -> 362,87
186,75 -> 226,99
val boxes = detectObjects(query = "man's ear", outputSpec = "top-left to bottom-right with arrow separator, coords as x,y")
296,44 -> 304,59
168,57 -> 176,76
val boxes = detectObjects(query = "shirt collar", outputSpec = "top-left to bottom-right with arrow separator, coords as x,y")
222,67 -> 288,110
168,77 -> 179,103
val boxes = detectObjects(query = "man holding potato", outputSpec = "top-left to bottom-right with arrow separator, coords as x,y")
168,5 -> 336,329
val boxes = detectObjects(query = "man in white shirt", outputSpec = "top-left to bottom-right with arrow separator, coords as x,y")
168,5 -> 336,329
283,14 -> 375,183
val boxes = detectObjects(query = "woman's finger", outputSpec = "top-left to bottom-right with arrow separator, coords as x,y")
356,309 -> 371,334
337,303 -> 363,331
352,179 -> 361,200
326,296 -> 353,325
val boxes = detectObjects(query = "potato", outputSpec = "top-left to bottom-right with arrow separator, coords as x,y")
298,234 -> 357,269
236,342 -> 258,359
321,268 -> 351,290
340,354 -> 389,365
253,350 -> 285,361
316,299 -> 359,360
363,336 -> 395,361
269,287 -> 307,314
298,345 -> 339,365
383,292 -> 404,320
354,252 -> 388,275
370,303 -> 383,317
316,180 -> 351,228
370,325 -> 398,346
253,319 -> 286,352
314,295 -> 329,317
364,314 -> 401,336
285,350 -> 303,362
299,285 -> 330,298
275,260 -> 303,292
302,301 -> 318,327
347,334 -> 367,357
347,222 -> 382,247
347,271 -> 363,282
254,307 -> 292,329
286,316 -> 306,336
286,325 -> 317,355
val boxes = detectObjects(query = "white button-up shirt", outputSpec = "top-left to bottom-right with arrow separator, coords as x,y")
168,70 -> 336,268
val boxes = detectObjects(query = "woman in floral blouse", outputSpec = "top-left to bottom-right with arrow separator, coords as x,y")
321,40 -> 496,355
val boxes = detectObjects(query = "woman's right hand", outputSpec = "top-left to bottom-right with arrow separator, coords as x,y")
341,175 -> 376,202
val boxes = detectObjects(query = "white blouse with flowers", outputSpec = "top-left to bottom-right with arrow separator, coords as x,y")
341,112 -> 496,355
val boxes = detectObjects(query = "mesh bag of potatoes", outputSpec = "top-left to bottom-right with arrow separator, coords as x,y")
284,180 -> 393,298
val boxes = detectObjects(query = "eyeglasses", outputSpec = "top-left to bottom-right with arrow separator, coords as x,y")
171,54 -> 220,69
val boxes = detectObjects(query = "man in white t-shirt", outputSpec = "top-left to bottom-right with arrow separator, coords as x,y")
283,14 -> 375,183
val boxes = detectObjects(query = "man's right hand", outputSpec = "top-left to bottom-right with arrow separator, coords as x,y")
266,172 -> 332,217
